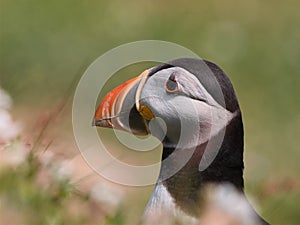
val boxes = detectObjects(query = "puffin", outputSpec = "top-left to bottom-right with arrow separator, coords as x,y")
93,58 -> 270,225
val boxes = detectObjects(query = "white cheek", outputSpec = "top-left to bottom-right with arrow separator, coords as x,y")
139,72 -> 235,149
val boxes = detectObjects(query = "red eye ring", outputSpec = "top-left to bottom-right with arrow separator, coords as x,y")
166,74 -> 179,93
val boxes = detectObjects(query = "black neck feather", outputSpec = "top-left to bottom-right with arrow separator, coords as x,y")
159,112 -> 244,216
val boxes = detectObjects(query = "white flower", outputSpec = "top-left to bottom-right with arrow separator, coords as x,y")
0,141 -> 28,167
0,87 -> 21,142
38,151 -> 54,167
90,182 -> 123,210
0,88 -> 12,110
53,160 -> 73,181
204,184 -> 259,225
0,110 -> 21,142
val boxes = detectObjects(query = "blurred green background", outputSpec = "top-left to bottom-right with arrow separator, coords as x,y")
1,0 -> 300,224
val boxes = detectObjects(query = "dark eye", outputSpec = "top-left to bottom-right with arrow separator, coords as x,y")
166,73 -> 179,93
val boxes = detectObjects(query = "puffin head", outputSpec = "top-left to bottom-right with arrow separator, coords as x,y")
94,58 -> 240,151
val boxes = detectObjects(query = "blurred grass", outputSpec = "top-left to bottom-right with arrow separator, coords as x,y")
0,149 -> 126,225
1,0 -> 300,224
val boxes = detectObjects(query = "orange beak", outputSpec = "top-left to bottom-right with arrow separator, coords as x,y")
93,70 -> 150,135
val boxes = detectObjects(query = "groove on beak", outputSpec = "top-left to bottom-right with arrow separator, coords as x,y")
93,70 -> 150,135
93,76 -> 140,127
